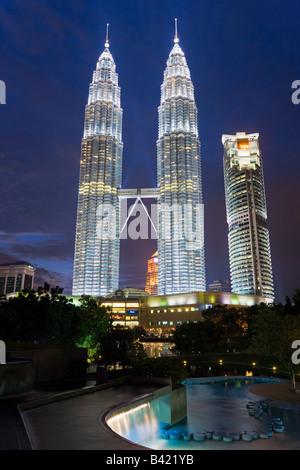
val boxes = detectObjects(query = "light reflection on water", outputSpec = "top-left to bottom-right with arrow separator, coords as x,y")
143,342 -> 175,358
107,403 -> 159,445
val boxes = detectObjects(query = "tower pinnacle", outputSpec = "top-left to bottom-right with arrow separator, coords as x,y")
105,23 -> 109,48
174,18 -> 179,43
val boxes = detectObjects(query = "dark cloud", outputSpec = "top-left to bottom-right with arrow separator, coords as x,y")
33,267 -> 72,292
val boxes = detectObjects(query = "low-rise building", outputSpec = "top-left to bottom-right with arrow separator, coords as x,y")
139,290 -> 269,336
101,287 -> 149,328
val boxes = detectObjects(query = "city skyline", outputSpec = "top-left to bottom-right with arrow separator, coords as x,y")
0,0 -> 300,303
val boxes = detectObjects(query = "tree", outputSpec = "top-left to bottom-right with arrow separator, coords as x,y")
248,300 -> 300,391
99,325 -> 146,368
171,321 -> 207,355
0,290 -> 43,342
202,304 -> 248,350
40,291 -> 80,346
76,295 -> 112,360
0,286 -> 112,349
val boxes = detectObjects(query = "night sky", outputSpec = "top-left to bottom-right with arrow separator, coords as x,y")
1,0 -> 299,303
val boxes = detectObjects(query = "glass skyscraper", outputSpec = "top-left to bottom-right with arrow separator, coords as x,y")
157,25 -> 206,295
72,31 -> 123,296
222,132 -> 274,301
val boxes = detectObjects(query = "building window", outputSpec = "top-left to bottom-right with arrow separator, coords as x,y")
6,277 -> 15,294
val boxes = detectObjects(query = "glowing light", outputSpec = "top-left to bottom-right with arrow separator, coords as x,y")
107,403 -> 149,424
238,141 -> 249,150
106,402 -> 159,444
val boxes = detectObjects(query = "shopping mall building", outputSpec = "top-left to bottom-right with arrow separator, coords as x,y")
139,290 -> 268,336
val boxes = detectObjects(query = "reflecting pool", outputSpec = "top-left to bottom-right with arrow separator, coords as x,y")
107,377 -> 300,450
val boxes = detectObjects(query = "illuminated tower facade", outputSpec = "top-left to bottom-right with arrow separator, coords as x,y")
73,29 -> 123,296
157,22 -> 206,295
222,132 -> 274,301
145,251 -> 158,295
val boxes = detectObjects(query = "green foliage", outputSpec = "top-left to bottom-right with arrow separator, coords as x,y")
0,284 -> 112,350
171,305 -> 249,355
244,290 -> 300,388
248,300 -> 300,371
98,325 -> 146,367
202,304 -> 248,349
171,321 -> 207,354
76,295 -> 112,351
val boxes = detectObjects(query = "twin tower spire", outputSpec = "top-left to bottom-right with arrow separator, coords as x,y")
104,19 -> 179,48
72,21 -> 206,297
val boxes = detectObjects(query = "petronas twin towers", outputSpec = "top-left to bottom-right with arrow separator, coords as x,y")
73,23 -> 274,302
72,23 -> 206,297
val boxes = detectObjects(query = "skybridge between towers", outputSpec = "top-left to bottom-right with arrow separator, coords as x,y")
117,188 -> 160,199
117,188 -> 160,239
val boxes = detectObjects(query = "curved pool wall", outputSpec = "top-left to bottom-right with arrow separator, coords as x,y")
105,384 -> 187,447
182,376 -> 282,385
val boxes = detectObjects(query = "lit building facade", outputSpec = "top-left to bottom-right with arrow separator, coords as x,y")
222,132 -> 274,301
145,251 -> 158,295
0,262 -> 35,295
73,31 -> 123,297
140,290 -> 268,336
102,287 -> 149,328
157,25 -> 205,295
66,287 -> 148,328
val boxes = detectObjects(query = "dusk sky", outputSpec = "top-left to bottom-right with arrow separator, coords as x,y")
0,0 -> 299,303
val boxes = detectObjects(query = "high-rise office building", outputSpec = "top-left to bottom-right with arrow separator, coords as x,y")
157,22 -> 206,295
145,251 -> 158,295
73,28 -> 123,296
0,262 -> 35,295
208,279 -> 231,293
222,132 -> 274,301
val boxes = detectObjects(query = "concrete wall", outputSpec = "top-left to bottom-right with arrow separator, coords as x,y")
9,348 -> 87,382
170,385 -> 187,424
0,361 -> 34,397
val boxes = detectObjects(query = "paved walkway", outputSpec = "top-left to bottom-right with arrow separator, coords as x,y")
18,382 -> 162,450
0,392 -> 33,450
